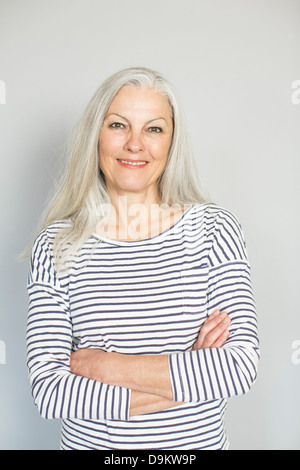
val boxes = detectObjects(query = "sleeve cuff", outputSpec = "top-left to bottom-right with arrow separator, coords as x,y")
100,385 -> 131,421
168,353 -> 187,403
168,350 -> 207,403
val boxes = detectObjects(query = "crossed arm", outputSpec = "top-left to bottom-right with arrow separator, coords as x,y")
70,309 -> 231,416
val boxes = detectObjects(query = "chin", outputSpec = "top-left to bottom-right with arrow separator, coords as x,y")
115,179 -> 151,194
119,185 -> 149,195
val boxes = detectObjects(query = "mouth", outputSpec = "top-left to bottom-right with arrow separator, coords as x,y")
116,158 -> 148,168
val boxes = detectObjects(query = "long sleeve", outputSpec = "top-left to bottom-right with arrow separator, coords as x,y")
26,228 -> 131,421
168,208 -> 259,403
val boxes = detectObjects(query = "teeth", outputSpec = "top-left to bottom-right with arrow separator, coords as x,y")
118,159 -> 147,166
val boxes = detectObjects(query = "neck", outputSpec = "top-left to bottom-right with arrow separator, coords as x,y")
109,185 -> 161,209
107,190 -> 160,241
95,188 -> 185,241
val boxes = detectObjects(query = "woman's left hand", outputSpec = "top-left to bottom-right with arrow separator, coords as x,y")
192,309 -> 231,350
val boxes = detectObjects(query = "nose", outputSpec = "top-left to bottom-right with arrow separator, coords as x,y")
124,131 -> 145,153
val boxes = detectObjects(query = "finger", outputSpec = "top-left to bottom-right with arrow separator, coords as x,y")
205,309 -> 222,324
208,309 -> 221,319
200,311 -> 229,337
204,316 -> 231,347
192,311 -> 230,350
211,329 -> 230,348
196,316 -> 231,349
205,310 -> 228,326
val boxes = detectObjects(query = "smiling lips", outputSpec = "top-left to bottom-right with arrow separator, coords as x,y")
117,158 -> 148,168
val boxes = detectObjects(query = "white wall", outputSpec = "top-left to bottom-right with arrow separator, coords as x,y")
0,0 -> 299,450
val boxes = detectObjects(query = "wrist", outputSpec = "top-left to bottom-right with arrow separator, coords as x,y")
99,351 -> 130,387
99,352 -> 173,400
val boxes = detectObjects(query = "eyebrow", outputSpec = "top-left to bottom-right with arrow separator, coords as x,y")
105,113 -> 168,125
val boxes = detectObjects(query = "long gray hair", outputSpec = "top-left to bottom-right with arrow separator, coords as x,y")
31,67 -> 207,269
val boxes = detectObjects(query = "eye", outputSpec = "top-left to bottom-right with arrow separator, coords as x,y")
148,126 -> 163,133
109,122 -> 126,129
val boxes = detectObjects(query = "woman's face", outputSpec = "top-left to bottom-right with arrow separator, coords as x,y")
99,86 -> 173,202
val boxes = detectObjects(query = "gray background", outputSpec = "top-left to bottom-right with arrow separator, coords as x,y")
1,0 -> 299,450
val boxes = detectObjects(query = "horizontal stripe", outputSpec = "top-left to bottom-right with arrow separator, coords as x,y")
26,203 -> 259,449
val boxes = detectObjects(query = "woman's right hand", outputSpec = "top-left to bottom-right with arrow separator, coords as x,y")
192,309 -> 231,350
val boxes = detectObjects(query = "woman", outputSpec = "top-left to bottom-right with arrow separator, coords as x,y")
26,67 -> 259,450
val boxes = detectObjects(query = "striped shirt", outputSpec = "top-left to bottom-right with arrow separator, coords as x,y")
26,203 -> 259,450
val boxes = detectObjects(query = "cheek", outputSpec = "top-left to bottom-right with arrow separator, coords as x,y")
98,137 -> 113,172
99,131 -> 124,156
151,139 -> 172,162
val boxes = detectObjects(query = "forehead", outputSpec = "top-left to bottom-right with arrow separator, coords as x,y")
107,86 -> 172,119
